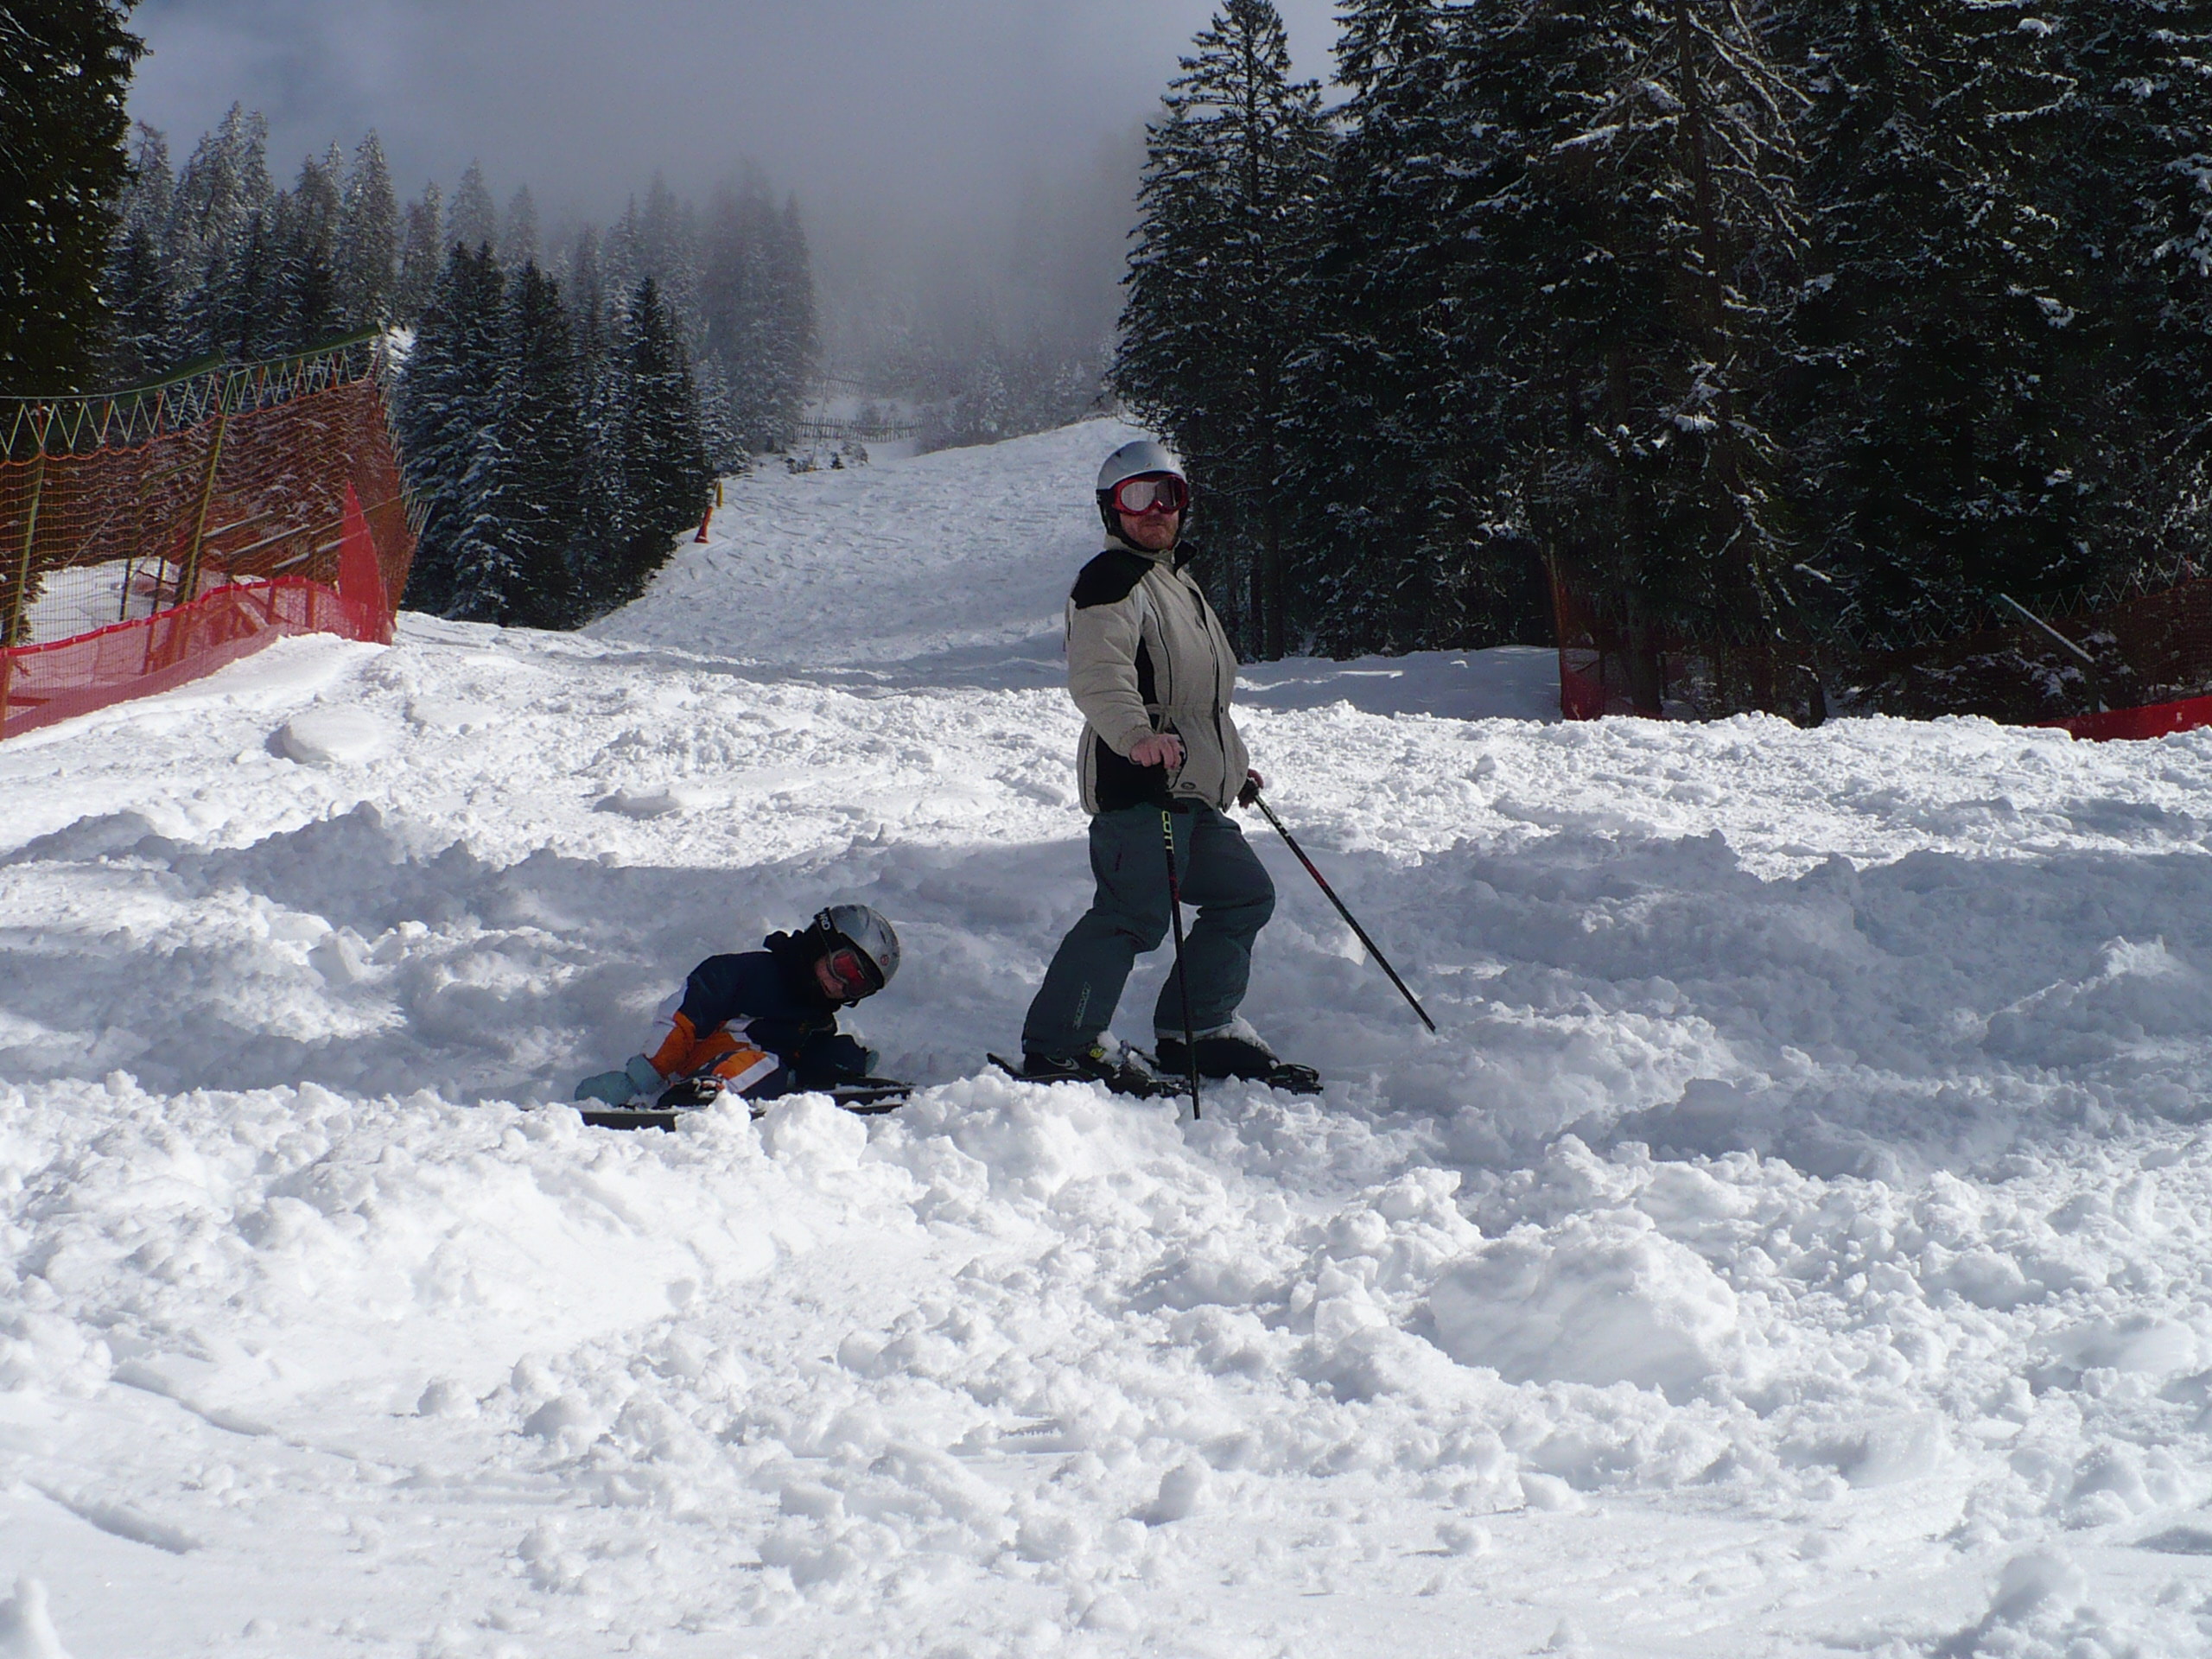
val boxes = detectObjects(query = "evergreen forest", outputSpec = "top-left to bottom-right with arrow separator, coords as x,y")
1115,0 -> 2212,714
0,0 -> 142,394
79,107 -> 822,626
16,0 -> 2212,679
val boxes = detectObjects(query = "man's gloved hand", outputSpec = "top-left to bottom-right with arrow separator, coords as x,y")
1129,732 -> 1185,770
574,1054 -> 664,1105
1237,768 -> 1265,808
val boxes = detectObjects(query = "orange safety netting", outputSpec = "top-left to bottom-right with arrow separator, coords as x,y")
0,338 -> 416,740
1549,577 -> 1827,727
1550,565 -> 2212,740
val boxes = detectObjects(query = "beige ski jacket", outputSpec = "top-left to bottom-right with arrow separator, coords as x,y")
1065,541 -> 1250,815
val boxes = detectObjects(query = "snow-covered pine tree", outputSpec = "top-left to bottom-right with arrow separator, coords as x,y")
1,0 -> 144,393
170,105 -> 274,362
700,170 -> 819,453
568,232 -> 629,616
392,184 -> 442,326
1789,0 -> 2086,649
765,194 -> 819,449
397,243 -> 506,613
1516,0 -> 1810,709
334,131 -> 398,329
270,144 -> 344,352
444,422 -> 520,620
448,162 -> 497,254
1047,348 -> 1104,429
101,122 -> 181,385
973,356 -> 1009,442
1115,0 -> 1332,658
608,276 -> 712,605
692,354 -> 748,476
2039,0 -> 2212,595
503,260 -> 588,625
601,198 -> 644,308
568,225 -> 605,330
702,174 -> 772,453
446,262 -> 582,627
638,175 -> 702,353
500,185 -> 539,270
1275,0 -> 1503,657
206,206 -> 284,362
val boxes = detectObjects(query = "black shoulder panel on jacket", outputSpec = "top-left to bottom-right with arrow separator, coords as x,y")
1071,549 -> 1151,609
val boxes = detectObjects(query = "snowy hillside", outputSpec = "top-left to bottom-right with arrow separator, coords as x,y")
3,417 -> 2212,1656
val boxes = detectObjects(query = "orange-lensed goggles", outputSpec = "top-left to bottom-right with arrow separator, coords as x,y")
822,944 -> 881,996
1109,474 -> 1189,516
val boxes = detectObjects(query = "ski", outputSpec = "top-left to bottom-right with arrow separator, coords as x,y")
578,1103 -> 698,1132
818,1079 -> 913,1115
988,1051 -> 1173,1099
577,1077 -> 912,1133
986,1052 -> 1318,1098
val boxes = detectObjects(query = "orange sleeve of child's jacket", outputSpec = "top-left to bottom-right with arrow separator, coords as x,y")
645,1008 -> 701,1079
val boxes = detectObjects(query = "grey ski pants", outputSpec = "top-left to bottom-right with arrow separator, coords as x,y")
1021,803 -> 1275,1058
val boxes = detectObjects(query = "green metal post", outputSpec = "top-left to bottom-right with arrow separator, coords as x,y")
1,412 -> 51,730
5,442 -> 46,645
177,372 -> 236,607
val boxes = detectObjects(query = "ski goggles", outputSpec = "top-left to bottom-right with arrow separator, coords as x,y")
821,944 -> 882,998
1109,474 -> 1189,516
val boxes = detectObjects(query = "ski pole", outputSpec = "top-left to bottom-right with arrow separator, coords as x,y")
1161,808 -> 1202,1120
1249,790 -> 1437,1033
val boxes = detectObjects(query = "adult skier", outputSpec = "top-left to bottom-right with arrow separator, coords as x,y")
1008,440 -> 1310,1096
575,905 -> 901,1109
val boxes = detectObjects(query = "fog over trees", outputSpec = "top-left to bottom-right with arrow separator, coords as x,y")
109,0 -> 1274,456
78,62 -> 1139,627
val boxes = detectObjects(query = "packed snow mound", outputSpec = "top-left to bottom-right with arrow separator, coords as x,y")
1427,1201 -> 1755,1402
2,417 -> 2212,1654
276,705 -> 395,766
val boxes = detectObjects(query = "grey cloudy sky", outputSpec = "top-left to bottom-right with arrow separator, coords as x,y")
126,0 -> 1341,225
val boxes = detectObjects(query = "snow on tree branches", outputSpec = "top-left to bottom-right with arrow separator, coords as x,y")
1119,0 -> 2212,688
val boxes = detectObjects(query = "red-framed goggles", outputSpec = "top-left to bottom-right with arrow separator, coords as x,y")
1109,474 -> 1189,516
822,944 -> 882,997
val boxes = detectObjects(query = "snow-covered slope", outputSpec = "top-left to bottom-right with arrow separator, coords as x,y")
3,417 -> 2212,1656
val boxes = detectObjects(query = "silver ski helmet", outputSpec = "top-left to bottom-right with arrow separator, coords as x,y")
1096,439 -> 1188,545
811,903 -> 899,999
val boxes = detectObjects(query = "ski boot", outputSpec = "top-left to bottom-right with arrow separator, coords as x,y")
992,1037 -> 1178,1100
1154,1018 -> 1319,1095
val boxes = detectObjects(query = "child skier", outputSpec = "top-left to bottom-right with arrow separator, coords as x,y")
575,905 -> 901,1109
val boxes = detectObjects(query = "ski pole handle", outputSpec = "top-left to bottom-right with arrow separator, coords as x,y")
1251,791 -> 1437,1033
